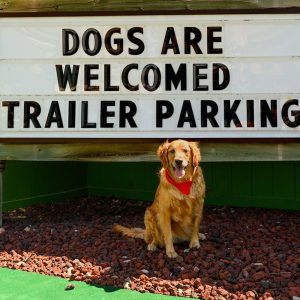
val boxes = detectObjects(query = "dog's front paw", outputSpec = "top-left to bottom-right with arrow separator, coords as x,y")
189,239 -> 200,249
199,233 -> 206,241
166,249 -> 178,258
147,244 -> 157,251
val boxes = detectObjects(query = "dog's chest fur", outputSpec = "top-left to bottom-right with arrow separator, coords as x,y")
170,196 -> 194,223
159,167 -> 204,223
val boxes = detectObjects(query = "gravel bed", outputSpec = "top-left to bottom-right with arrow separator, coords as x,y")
0,197 -> 299,300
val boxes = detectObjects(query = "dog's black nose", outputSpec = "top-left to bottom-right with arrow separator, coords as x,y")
175,159 -> 183,167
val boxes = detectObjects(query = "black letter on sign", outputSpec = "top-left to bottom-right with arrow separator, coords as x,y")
178,100 -> 196,128
161,27 -> 180,55
81,101 -> 96,128
201,100 -> 219,127
247,100 -> 255,128
119,101 -> 137,128
84,64 -> 99,91
261,100 -> 277,127
128,27 -> 144,55
156,100 -> 174,128
207,27 -> 223,54
45,101 -> 63,128
104,64 -> 119,91
213,63 -> 230,90
105,27 -> 123,56
122,64 -> 139,91
2,101 -> 20,128
142,64 -> 161,92
282,99 -> 300,128
184,27 -> 202,54
193,64 -> 208,91
101,101 -> 115,128
68,101 -> 76,128
224,100 -> 242,127
62,29 -> 79,56
165,64 -> 187,91
82,28 -> 102,56
56,65 -> 80,92
24,101 -> 41,128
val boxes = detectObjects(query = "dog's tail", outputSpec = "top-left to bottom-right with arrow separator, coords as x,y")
113,224 -> 145,239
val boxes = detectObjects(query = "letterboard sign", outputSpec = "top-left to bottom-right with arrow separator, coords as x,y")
0,14 -> 300,138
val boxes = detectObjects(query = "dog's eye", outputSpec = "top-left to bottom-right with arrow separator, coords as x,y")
183,149 -> 189,153
170,149 -> 175,154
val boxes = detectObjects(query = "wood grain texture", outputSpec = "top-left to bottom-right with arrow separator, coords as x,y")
1,142 -> 300,161
1,0 -> 300,14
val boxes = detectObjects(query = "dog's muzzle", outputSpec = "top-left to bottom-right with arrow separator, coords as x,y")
172,159 -> 188,178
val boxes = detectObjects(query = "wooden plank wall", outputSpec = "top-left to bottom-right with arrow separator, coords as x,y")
1,0 -> 300,14
3,160 -> 300,211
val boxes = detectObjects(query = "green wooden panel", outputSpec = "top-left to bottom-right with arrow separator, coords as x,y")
252,161 -> 273,207
202,162 -> 232,206
87,162 -> 156,200
272,162 -> 296,209
231,162 -> 253,206
143,162 -> 160,194
273,162 -> 295,198
201,162 -> 213,201
2,161 -> 299,211
3,161 -> 86,211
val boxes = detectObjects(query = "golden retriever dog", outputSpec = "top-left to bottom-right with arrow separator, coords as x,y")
113,139 -> 206,258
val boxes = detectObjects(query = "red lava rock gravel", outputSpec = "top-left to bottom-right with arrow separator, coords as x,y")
0,197 -> 299,300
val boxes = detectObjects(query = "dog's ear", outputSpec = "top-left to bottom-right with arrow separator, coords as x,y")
189,142 -> 201,167
157,140 -> 169,168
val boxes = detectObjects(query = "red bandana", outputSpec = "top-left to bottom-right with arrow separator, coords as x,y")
165,170 -> 192,196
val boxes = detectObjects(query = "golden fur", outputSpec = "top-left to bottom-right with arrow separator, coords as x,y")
113,139 -> 206,258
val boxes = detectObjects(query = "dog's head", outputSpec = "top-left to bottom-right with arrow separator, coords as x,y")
157,139 -> 201,181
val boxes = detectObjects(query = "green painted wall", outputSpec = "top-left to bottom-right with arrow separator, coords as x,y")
87,162 -> 159,201
86,161 -> 300,210
2,161 -> 300,211
3,161 -> 87,211
202,161 -> 300,210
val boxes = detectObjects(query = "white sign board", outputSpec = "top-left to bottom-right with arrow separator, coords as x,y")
0,14 -> 300,138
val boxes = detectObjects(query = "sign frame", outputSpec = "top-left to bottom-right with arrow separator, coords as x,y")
0,13 -> 300,140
